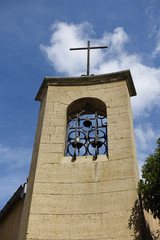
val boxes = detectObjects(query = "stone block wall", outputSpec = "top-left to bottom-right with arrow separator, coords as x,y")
18,76 -> 141,240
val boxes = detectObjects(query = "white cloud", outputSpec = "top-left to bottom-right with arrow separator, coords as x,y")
137,152 -> 148,178
134,124 -> 158,151
144,0 -> 160,38
152,30 -> 160,57
0,143 -> 31,209
0,144 -> 31,171
40,22 -> 95,76
40,21 -> 160,118
134,123 -> 160,177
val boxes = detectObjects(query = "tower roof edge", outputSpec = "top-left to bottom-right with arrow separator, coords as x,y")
35,70 -> 136,101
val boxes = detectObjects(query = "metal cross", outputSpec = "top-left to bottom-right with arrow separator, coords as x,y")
70,40 -> 108,76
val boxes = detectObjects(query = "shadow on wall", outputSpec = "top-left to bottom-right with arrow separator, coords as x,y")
128,197 -> 160,240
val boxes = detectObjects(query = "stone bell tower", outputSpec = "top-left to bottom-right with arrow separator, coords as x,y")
18,70 -> 141,240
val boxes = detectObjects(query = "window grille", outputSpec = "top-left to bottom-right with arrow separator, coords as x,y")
66,102 -> 108,161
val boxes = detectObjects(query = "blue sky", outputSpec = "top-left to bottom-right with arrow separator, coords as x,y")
0,0 -> 160,209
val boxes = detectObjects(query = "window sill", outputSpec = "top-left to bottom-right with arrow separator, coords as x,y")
62,154 -> 108,164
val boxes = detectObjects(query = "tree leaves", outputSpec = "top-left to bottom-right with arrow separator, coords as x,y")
138,138 -> 160,220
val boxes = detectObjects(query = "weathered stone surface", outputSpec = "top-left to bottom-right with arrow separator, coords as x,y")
18,71 -> 141,240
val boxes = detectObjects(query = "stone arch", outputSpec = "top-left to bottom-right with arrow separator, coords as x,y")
65,97 -> 108,161
67,97 -> 107,123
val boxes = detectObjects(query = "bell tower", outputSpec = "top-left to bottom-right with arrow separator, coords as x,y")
18,70 -> 141,240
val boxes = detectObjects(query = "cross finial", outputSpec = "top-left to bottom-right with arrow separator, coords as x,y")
70,40 -> 108,76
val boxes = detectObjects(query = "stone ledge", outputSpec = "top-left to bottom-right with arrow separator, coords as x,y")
62,154 -> 108,164
35,70 -> 136,101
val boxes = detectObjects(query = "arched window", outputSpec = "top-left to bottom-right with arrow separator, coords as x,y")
65,98 -> 108,161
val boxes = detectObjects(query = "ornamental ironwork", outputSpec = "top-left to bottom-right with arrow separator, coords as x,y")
66,104 -> 108,161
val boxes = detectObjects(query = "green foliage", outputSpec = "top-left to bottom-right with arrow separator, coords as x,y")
138,138 -> 160,220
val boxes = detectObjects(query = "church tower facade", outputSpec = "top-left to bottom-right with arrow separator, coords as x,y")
18,70 -> 141,240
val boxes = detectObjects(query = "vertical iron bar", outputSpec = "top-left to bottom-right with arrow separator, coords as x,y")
96,112 -> 99,156
93,112 -> 98,160
72,115 -> 78,161
67,109 -> 107,160
87,41 -> 90,76
78,116 -> 80,156
86,131 -> 89,155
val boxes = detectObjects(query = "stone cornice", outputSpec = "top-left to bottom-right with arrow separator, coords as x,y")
35,70 -> 136,101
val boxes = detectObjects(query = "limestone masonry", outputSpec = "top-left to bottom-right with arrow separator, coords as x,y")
18,70 -> 142,240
